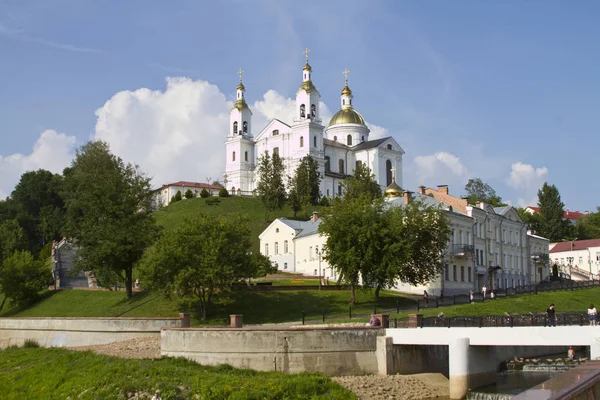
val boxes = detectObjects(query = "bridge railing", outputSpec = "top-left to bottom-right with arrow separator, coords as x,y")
418,312 -> 589,328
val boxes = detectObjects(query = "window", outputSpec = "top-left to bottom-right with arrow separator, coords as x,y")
314,269 -> 317,275
459,230 -> 464,244
311,104 -> 316,118
343,99 -> 345,105
324,156 -> 331,172
284,262 -> 288,270
275,242 -> 279,255
387,144 -> 392,150
232,151 -> 236,161
461,266 -> 465,282
452,230 -> 456,245
243,121 -> 248,133
338,159 -> 344,174
264,243 -> 269,256
502,229 -> 506,243
233,121 -> 238,134
313,136 -> 317,147
386,160 -> 392,186
275,228 -> 279,233
284,240 -> 288,253
327,189 -> 330,196
468,267 -> 472,282
300,136 -> 304,147
467,232 -> 471,245
444,265 -> 449,280
273,147 -> 279,156
579,256 -> 584,265
355,160 -> 362,171
300,104 -> 306,118
244,151 -> 248,162
309,246 -> 313,260
337,184 -> 342,196
361,136 -> 365,142
347,135 -> 352,146
272,129 -> 279,136
453,265 -> 457,281
333,136 -> 337,141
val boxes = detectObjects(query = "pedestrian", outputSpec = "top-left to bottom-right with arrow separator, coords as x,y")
151,390 -> 162,400
490,290 -> 495,300
568,346 -> 575,360
588,304 -> 598,326
482,285 -> 487,299
547,303 -> 556,327
423,290 -> 429,306
469,290 -> 474,303
440,290 -> 444,299
369,315 -> 381,326
326,277 -> 329,286
437,312 -> 445,319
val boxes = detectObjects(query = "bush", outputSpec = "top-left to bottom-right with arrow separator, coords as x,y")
205,198 -> 221,206
23,339 -> 40,348
200,188 -> 210,198
0,251 -> 51,310
319,196 -> 331,207
184,189 -> 194,199
218,187 -> 229,197
170,191 -> 183,203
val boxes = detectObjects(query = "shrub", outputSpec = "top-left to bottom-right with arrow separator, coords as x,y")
205,198 -> 221,206
184,189 -> 194,199
171,191 -> 182,203
319,196 -> 331,207
218,187 -> 229,197
200,188 -> 210,198
23,339 -> 40,348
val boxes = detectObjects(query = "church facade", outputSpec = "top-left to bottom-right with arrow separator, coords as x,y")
224,52 -> 405,198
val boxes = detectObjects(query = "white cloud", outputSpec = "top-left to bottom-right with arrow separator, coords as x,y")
506,161 -> 548,207
414,152 -> 469,180
367,123 -> 389,139
0,130 -> 76,198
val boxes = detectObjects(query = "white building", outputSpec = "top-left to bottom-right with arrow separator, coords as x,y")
224,52 -> 405,198
549,239 -> 600,280
154,181 -> 221,208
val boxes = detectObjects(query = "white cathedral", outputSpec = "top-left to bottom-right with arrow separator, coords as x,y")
224,50 -> 405,198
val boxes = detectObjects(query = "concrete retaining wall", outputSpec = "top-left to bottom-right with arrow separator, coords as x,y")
161,326 -> 384,376
0,314 -> 189,348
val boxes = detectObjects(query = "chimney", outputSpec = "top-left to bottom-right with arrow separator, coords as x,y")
418,186 -> 426,195
403,191 -> 413,206
312,211 -> 319,222
437,185 -> 449,195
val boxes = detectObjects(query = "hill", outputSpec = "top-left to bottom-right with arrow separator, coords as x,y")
153,196 -> 328,252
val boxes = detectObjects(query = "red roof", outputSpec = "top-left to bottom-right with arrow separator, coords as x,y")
162,181 -> 222,190
550,239 -> 600,253
527,206 -> 584,220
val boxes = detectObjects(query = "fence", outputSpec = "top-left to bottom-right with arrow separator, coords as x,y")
417,312 -> 590,328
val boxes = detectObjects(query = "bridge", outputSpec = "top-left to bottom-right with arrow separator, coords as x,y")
383,326 -> 600,399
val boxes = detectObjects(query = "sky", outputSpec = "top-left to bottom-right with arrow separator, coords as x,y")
0,0 -> 598,211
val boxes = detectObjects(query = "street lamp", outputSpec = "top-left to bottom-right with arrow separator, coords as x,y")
315,246 -> 322,290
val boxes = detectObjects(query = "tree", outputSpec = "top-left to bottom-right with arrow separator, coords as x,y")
62,141 -> 159,298
464,178 -> 506,207
142,215 -> 274,319
0,219 -> 27,262
287,156 -> 321,218
184,189 -> 194,199
218,187 -> 229,197
171,191 -> 182,203
536,182 -> 571,242
0,250 -> 51,312
255,151 -> 286,222
200,188 -> 210,198
211,181 -> 223,187
576,208 -> 600,240
342,163 -> 381,201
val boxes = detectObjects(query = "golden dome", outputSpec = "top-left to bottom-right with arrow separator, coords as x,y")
232,98 -> 249,111
298,80 -> 317,93
237,83 -> 245,91
328,108 -> 366,127
303,63 -> 312,71
384,181 -> 403,197
341,85 -> 352,96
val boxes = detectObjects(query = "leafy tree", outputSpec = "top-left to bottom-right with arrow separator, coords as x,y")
0,250 -> 51,312
576,208 -> 600,240
171,191 -> 183,203
319,196 -> 331,207
464,178 -> 506,207
184,189 -> 194,199
255,151 -> 286,222
0,219 -> 27,262
142,215 -> 274,320
211,181 -> 223,187
287,156 -> 321,218
342,163 -> 381,201
218,187 -> 229,197
200,188 -> 210,198
62,141 -> 159,298
536,182 -> 571,242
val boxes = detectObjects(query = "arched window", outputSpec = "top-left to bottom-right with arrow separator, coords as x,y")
355,160 -> 362,172
333,136 -> 337,141
273,147 -> 279,156
361,136 -> 365,142
386,160 -> 392,186
338,159 -> 344,174
347,135 -> 352,146
309,246 -> 313,260
244,151 -> 248,161
275,242 -> 279,255
272,129 -> 279,136
264,243 -> 269,256
300,136 -> 304,147
284,240 -> 288,253
337,184 -> 342,196
311,104 -> 316,118
300,104 -> 305,118
233,121 -> 238,134
324,156 -> 331,171
387,144 -> 393,150
313,136 -> 317,147
343,99 -> 345,105
276,228 -> 279,233
232,151 -> 236,162
243,121 -> 248,133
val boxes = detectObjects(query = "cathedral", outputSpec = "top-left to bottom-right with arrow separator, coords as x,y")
224,50 -> 405,198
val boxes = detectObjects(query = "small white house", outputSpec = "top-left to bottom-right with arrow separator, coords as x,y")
549,239 -> 600,280
154,181 -> 222,208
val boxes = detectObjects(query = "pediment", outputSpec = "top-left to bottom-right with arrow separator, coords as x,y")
254,119 -> 291,142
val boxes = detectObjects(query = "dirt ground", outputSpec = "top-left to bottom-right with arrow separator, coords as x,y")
69,337 -> 449,400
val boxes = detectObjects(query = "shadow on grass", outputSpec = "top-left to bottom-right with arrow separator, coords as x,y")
0,290 -> 59,317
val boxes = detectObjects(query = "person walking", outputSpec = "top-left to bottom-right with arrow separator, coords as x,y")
547,304 -> 556,327
423,290 -> 429,306
490,290 -> 495,300
588,304 -> 598,326
469,290 -> 474,303
482,285 -> 487,299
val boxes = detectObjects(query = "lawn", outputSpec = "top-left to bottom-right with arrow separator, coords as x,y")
154,196 -> 330,252
0,288 -> 416,325
0,347 -> 354,400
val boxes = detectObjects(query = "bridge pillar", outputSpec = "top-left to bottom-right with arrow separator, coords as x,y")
590,338 -> 600,360
449,338 -> 497,399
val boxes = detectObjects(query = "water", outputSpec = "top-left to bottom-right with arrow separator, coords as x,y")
466,371 -> 560,399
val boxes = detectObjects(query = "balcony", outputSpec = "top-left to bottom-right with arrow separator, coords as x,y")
450,244 -> 474,258
531,252 -> 549,264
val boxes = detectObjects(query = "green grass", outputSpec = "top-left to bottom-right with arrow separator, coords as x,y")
0,288 -> 416,325
154,196 -> 329,252
0,347 -> 354,400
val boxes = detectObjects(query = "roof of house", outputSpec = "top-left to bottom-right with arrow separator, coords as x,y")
493,206 -> 512,216
527,206 -> 584,220
278,217 -> 322,239
550,239 -> 600,253
162,181 -> 222,190
352,137 -> 390,151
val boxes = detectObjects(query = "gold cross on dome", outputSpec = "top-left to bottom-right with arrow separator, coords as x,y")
237,68 -> 244,83
343,68 -> 350,85
304,48 -> 310,63
390,166 -> 396,181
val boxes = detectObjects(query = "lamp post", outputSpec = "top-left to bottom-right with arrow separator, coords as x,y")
316,246 -> 322,291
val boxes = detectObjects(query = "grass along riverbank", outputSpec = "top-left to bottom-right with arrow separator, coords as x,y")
0,347 -> 353,400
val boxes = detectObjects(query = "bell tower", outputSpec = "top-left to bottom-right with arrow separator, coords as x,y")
295,48 -> 320,122
229,69 -> 253,138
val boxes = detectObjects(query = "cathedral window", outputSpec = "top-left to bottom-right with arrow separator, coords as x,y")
342,99 -> 345,105
313,136 -> 317,147
244,151 -> 248,161
300,136 -> 304,147
232,151 -> 236,162
387,144 -> 393,150
362,136 -> 365,142
337,184 -> 342,196
300,104 -> 306,118
338,159 -> 344,174
311,104 -> 316,118
273,129 -> 279,136
355,160 -> 362,172
386,160 -> 392,186
333,136 -> 337,141
324,156 -> 330,172
347,135 -> 352,146
243,121 -> 248,133
233,121 -> 238,134
273,147 -> 279,156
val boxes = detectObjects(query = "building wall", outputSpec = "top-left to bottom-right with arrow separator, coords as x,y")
550,245 -> 600,279
259,220 -> 296,272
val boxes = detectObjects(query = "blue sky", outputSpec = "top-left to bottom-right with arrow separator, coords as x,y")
0,0 -> 598,211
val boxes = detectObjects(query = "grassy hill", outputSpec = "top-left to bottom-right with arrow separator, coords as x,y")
0,347 -> 353,399
153,196 -> 329,252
